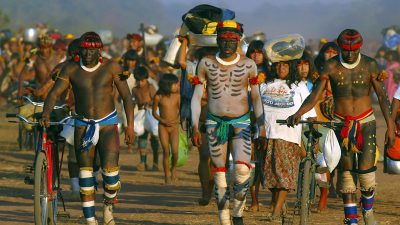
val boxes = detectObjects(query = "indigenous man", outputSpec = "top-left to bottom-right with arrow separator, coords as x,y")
19,35 -> 59,100
288,29 -> 395,225
40,32 -> 134,225
191,20 -> 266,225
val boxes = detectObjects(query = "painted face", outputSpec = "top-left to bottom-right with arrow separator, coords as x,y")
276,62 -> 290,79
250,50 -> 264,65
297,61 -> 310,80
217,37 -> 238,57
324,48 -> 338,60
80,48 -> 100,65
341,49 -> 360,64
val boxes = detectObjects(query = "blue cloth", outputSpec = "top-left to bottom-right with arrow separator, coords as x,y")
306,79 -> 313,93
75,110 -> 119,151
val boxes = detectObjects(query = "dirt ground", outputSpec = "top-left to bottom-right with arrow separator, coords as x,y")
0,103 -> 400,225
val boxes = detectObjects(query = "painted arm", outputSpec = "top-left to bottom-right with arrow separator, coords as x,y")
191,59 -> 206,133
371,61 -> 395,147
288,74 -> 327,126
112,61 -> 134,144
191,59 -> 206,146
248,61 -> 266,137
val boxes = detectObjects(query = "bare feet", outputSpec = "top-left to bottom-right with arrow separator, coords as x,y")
165,176 -> 172,184
171,168 -> 177,183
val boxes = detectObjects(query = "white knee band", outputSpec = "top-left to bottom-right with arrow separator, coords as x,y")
234,164 -> 250,184
338,171 -> 357,194
214,172 -> 227,188
359,172 -> 376,192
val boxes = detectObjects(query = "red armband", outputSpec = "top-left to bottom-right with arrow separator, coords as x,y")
187,74 -> 203,85
319,76 -> 329,81
249,72 -> 266,85
326,90 -> 333,97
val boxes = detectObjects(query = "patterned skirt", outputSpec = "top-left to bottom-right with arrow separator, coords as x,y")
263,139 -> 301,191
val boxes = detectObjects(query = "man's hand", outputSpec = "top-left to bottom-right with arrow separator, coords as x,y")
39,116 -> 50,128
256,126 -> 267,150
192,129 -> 202,147
125,125 -> 135,145
177,35 -> 188,43
287,113 -> 301,127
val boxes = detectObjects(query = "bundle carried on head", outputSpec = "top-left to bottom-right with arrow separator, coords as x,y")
182,4 -> 235,35
265,34 -> 305,63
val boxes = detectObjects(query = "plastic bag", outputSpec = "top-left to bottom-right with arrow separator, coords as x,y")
265,34 -> 305,63
134,109 -> 145,136
60,118 -> 75,146
169,128 -> 189,167
322,128 -> 341,172
144,109 -> 159,136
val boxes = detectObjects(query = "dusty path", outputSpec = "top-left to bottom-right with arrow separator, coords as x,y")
0,103 -> 399,225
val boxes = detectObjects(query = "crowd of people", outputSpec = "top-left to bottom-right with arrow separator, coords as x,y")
1,5 -> 399,225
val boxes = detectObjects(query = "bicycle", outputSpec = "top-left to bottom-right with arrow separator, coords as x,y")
7,113 -> 73,225
276,119 -> 343,225
17,96 -> 67,151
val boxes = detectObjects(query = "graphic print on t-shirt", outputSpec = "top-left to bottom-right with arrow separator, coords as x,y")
261,81 -> 295,108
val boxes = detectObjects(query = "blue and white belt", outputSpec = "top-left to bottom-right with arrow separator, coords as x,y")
75,110 -> 119,151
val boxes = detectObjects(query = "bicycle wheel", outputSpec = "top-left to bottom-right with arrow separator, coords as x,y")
299,159 -> 312,225
34,151 -> 53,225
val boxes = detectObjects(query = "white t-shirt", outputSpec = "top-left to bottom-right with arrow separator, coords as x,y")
394,85 -> 400,100
186,60 -> 198,75
260,79 -> 317,145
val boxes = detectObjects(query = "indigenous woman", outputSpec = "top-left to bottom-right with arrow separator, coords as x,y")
261,60 -> 316,222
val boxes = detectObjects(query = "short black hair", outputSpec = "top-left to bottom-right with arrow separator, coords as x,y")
123,49 -> 139,62
266,60 -> 299,88
133,66 -> 148,81
157,73 -> 179,96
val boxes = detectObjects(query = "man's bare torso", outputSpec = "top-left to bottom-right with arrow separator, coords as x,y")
326,55 -> 378,116
65,60 -> 120,119
34,53 -> 59,86
201,55 -> 256,117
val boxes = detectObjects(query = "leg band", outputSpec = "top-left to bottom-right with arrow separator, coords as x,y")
361,194 -> 374,211
79,168 -> 95,195
356,166 -> 377,174
338,171 -> 357,194
359,172 -> 376,192
102,167 -> 121,199
82,200 -> 96,221
344,203 -> 359,225
214,171 -> 230,224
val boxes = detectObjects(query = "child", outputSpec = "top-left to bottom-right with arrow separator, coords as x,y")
152,74 -> 180,184
132,66 -> 160,171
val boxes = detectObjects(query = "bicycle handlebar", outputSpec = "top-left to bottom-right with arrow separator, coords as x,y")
276,119 -> 344,128
22,96 -> 68,110
6,113 -> 74,126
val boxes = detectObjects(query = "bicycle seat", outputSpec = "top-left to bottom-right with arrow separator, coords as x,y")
304,128 -> 322,139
